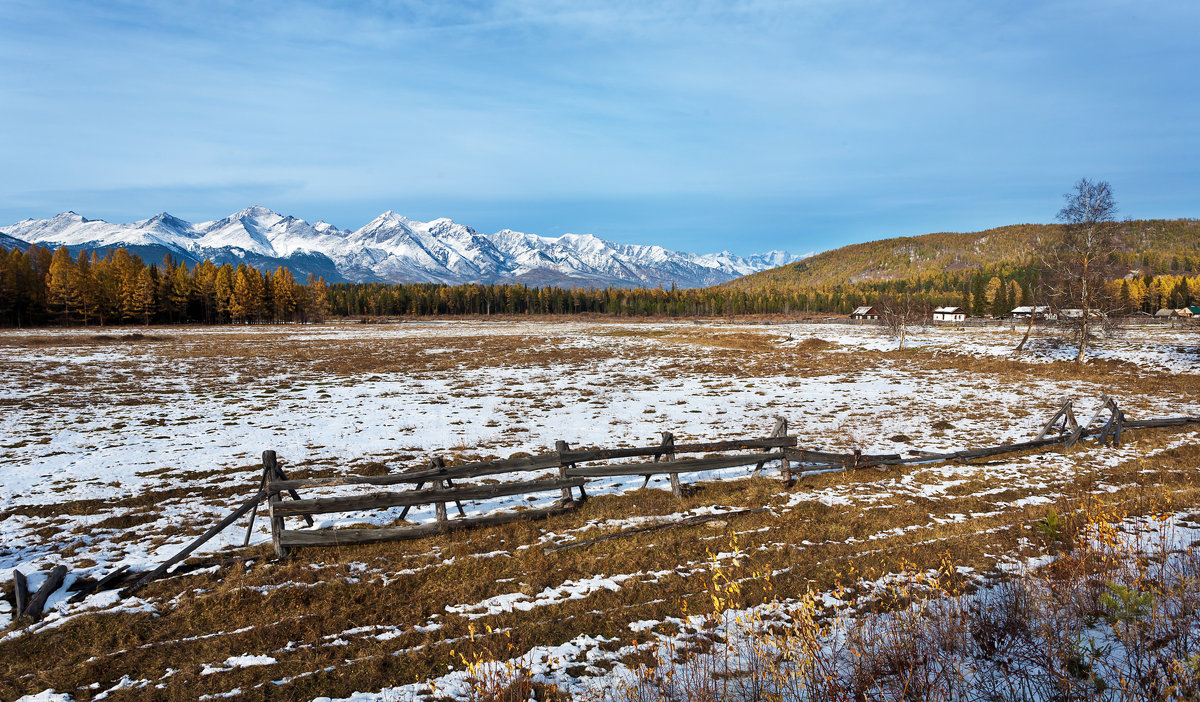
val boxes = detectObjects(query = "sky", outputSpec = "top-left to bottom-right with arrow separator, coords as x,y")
1,0 -> 1197,255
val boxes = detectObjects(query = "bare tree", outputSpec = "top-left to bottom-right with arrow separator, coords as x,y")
1040,178 -> 1124,364
878,294 -> 927,350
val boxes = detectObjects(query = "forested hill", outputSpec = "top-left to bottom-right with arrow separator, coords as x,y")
721,218 -> 1200,291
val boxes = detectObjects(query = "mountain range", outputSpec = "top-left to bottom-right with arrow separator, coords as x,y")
0,207 -> 803,289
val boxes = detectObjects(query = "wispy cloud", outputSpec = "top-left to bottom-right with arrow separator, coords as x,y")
1,0 -> 1197,251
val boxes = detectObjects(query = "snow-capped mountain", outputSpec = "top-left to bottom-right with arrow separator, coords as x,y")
1,207 -> 806,289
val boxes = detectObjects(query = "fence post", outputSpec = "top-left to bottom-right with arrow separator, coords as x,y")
265,450 -> 288,558
432,457 -> 448,522
775,417 -> 790,482
662,432 -> 680,498
556,440 -> 576,504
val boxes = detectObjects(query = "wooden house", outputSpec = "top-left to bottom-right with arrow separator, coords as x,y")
849,306 -> 880,320
932,306 -> 966,322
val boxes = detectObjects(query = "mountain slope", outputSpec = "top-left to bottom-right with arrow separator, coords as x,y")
2,207 -> 803,289
722,219 -> 1200,291
0,231 -> 29,252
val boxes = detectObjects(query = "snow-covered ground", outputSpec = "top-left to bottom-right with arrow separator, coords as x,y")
2,320 -> 1197,700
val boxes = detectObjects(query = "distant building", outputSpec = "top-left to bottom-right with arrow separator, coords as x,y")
1011,305 -> 1054,320
1179,307 -> 1195,318
1187,306 -> 1200,316
932,306 -> 966,322
850,306 -> 880,320
1156,308 -> 1178,318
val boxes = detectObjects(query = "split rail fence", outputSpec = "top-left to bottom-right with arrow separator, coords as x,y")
8,397 -> 1200,618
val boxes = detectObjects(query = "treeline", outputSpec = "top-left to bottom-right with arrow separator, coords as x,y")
2,243 -> 1197,327
0,244 -> 329,327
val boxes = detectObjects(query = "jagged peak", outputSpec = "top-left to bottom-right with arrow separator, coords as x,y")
228,205 -> 279,220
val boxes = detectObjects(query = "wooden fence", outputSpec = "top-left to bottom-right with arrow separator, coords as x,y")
7,399 -> 1200,619
264,417 -> 795,557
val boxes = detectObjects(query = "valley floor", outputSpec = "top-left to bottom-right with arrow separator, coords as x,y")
0,320 -> 1198,700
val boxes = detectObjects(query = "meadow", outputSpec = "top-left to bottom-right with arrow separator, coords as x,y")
1,319 -> 1198,701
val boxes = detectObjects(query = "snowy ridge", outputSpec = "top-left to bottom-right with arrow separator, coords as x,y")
1,207 -> 805,288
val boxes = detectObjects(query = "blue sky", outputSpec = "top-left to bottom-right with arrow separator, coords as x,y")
2,1 -> 1197,255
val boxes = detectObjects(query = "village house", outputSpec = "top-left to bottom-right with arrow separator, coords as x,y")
932,306 -> 966,322
1155,308 -> 1178,318
1011,305 -> 1055,320
849,306 -> 880,320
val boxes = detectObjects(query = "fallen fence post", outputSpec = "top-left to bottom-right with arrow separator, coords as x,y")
21,565 -> 67,621
13,569 -> 28,618
68,564 -> 131,604
124,487 -> 270,596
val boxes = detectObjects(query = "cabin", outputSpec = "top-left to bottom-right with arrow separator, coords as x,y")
1011,305 -> 1054,320
1155,308 -> 1178,318
1179,307 -> 1195,318
1059,309 -> 1106,320
849,306 -> 880,320
932,306 -> 966,322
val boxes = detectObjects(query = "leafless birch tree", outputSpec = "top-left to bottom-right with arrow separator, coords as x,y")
1041,178 -> 1124,364
879,294 -> 927,350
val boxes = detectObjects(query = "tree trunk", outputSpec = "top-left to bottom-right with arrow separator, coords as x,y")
1076,319 -> 1089,364
1014,310 -> 1035,355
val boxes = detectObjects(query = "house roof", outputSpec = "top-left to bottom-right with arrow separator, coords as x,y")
1155,308 -> 1177,316
850,306 -> 876,315
933,306 -> 964,314
1011,305 -> 1051,314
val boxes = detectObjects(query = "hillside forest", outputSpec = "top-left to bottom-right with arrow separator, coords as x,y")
1,218 -> 1198,327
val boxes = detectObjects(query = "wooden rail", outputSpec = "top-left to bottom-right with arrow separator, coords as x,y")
565,452 -> 787,478
272,477 -> 586,517
39,400 -> 1197,609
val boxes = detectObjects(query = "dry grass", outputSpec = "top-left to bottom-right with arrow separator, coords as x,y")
1,322 -> 1197,700
3,426 -> 1199,700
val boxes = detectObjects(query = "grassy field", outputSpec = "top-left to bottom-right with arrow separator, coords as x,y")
1,320 -> 1198,701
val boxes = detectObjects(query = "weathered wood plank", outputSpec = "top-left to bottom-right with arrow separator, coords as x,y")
13,570 -> 28,618
1123,416 -> 1199,429
121,489 -> 270,596
784,449 -> 902,465
278,503 -> 578,547
22,565 -> 67,621
561,436 -> 796,463
67,564 -> 131,604
272,477 -> 588,517
543,507 -> 769,554
1037,400 -> 1073,440
889,436 -> 1069,464
270,453 -> 563,492
565,452 -> 785,478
